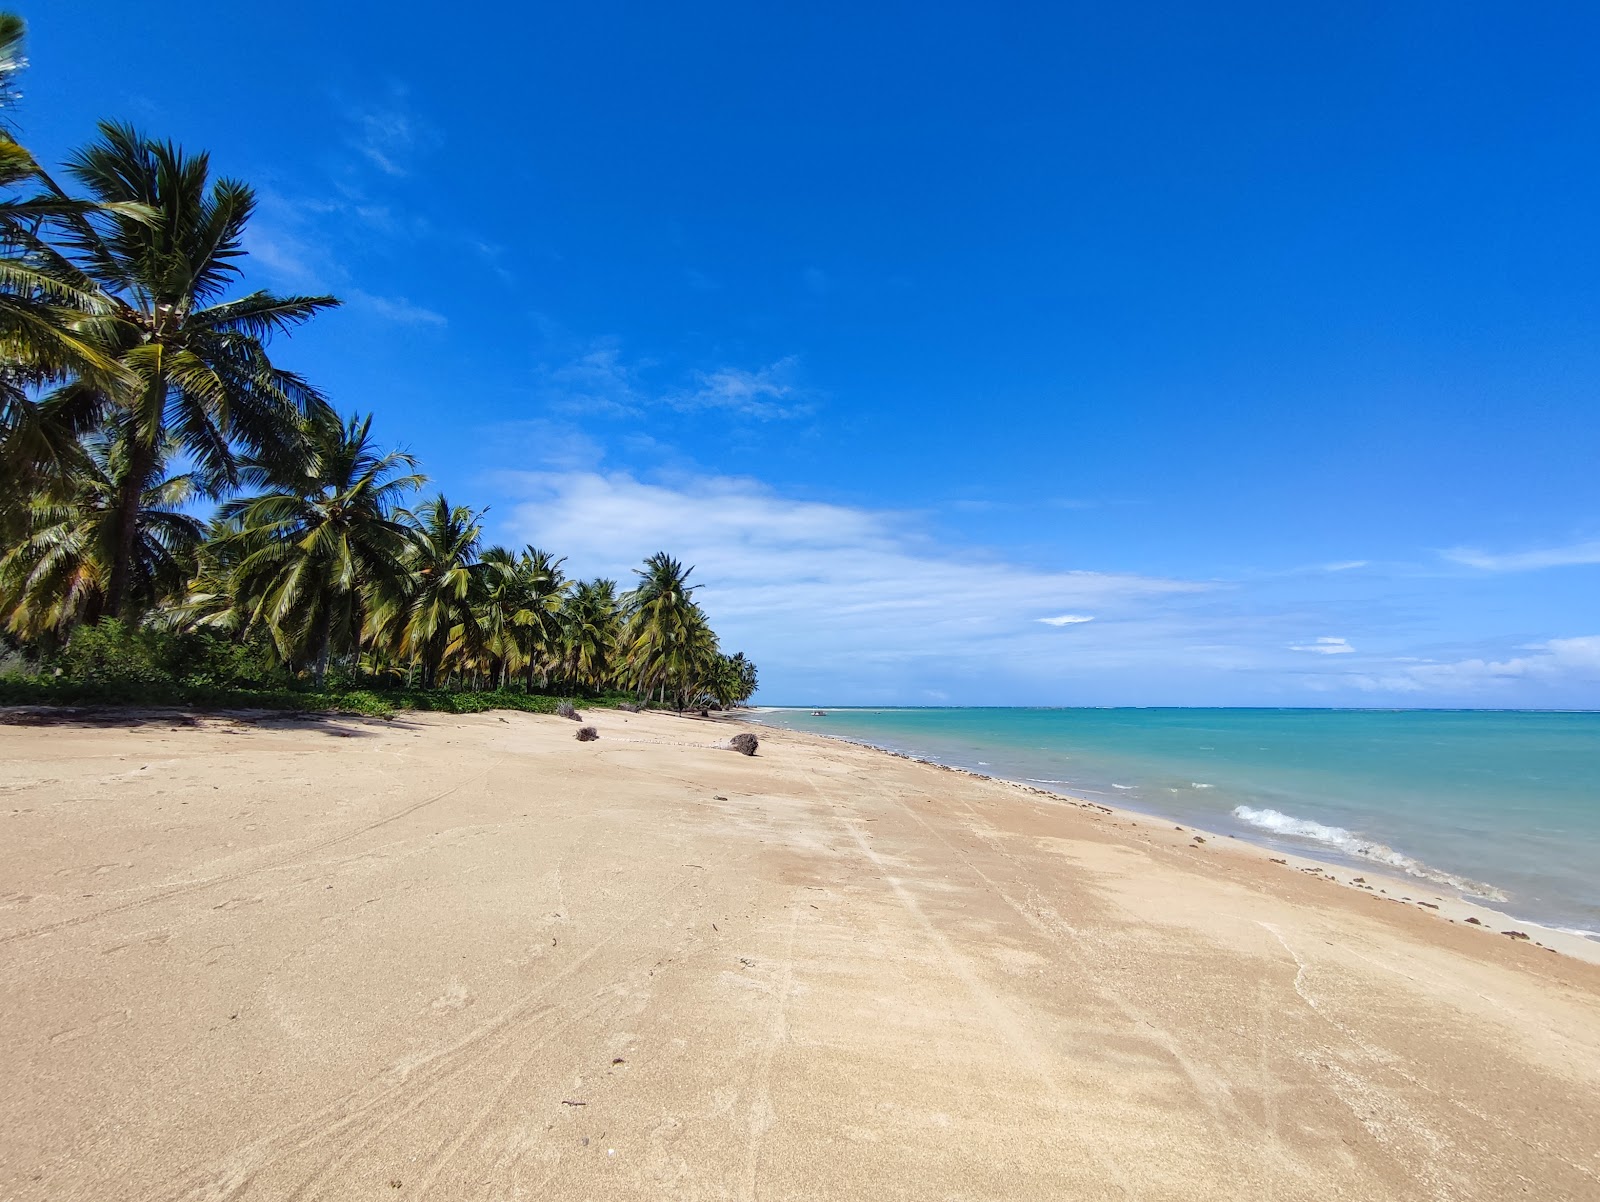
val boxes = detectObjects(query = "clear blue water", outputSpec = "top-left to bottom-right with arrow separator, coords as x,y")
753,708 -> 1600,938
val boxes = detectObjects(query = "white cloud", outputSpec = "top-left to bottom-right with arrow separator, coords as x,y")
348,289 -> 447,327
497,470 -> 1208,689
535,347 -> 811,420
1321,560 -> 1368,572
1345,636 -> 1600,693
1038,614 -> 1095,626
1290,636 -> 1355,655
537,344 -> 644,417
676,357 -> 807,418
347,93 -> 438,177
1443,540 -> 1600,572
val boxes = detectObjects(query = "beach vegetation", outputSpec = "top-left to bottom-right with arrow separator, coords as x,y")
0,14 -> 757,717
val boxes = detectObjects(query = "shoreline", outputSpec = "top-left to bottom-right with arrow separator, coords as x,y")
747,709 -> 1600,960
5,706 -> 1599,1199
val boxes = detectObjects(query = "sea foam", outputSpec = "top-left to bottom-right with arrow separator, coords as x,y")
1231,806 -> 1508,902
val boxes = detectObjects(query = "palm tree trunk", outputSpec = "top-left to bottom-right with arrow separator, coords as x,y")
103,438 -> 156,621
312,616 -> 332,689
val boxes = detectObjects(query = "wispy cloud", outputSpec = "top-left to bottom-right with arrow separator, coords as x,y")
676,357 -> 808,418
1443,539 -> 1600,572
498,470 -> 1207,692
346,289 -> 447,327
536,346 -> 811,421
1038,614 -> 1095,626
1321,560 -> 1368,572
538,343 -> 645,418
240,217 -> 328,288
1289,636 -> 1355,655
346,89 -> 438,177
1342,636 -> 1600,693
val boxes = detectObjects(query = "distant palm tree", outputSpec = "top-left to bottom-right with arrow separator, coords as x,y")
38,121 -> 337,620
512,546 -> 568,690
378,494 -> 483,688
222,412 -> 423,686
473,545 -> 568,690
0,429 -> 201,640
560,577 -> 621,693
623,552 -> 711,705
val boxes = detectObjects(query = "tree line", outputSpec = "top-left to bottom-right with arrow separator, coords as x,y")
0,15 -> 757,711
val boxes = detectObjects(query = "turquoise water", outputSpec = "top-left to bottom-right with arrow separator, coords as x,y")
753,708 -> 1600,938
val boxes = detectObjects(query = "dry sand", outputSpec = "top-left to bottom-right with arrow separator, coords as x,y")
3,706 -> 1598,1201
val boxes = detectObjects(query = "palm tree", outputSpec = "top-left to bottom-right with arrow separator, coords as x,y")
727,651 -> 759,705
0,16 -> 140,525
472,545 -> 568,690
0,428 -> 202,640
38,121 -> 337,620
559,578 -> 621,693
514,547 -> 569,690
377,494 -> 483,688
658,612 -> 719,711
222,412 -> 423,686
623,552 -> 708,704
701,651 -> 759,709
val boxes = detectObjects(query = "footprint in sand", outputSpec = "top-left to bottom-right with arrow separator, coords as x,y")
429,981 -> 474,1013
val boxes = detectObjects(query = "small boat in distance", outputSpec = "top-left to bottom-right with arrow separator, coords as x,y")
811,709 -> 828,717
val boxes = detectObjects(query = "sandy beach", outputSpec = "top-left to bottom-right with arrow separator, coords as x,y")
3,707 -> 1598,1202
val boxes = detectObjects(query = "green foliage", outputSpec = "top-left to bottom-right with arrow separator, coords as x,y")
0,13 -> 759,716
0,671 -> 635,721
41,619 -> 285,689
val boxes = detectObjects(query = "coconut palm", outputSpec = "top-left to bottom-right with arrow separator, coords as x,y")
376,494 -> 483,688
34,121 -> 337,620
512,546 -> 568,689
473,545 -> 568,690
0,428 -> 202,640
657,611 -> 719,711
700,650 -> 759,709
0,16 -> 142,522
559,577 -> 622,693
622,552 -> 710,704
221,412 -> 423,686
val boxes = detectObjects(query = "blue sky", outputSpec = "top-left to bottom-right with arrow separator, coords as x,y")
21,2 -> 1600,705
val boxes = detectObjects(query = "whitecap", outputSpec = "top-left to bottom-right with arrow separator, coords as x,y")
1231,806 -> 1508,902
1112,783 -> 1136,790
1191,782 -> 1214,789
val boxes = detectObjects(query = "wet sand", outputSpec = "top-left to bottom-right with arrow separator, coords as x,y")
3,706 -> 1598,1200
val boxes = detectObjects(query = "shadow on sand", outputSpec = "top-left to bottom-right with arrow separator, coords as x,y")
0,705 -> 401,739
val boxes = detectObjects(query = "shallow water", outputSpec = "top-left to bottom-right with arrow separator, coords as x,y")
753,707 -> 1600,937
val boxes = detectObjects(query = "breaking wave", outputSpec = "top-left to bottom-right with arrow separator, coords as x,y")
1231,806 -> 1508,902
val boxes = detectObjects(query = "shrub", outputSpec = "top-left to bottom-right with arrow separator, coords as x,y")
556,700 -> 582,721
729,732 -> 758,756
575,725 -> 598,742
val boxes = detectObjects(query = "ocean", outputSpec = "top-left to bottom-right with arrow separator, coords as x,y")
751,707 -> 1600,939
